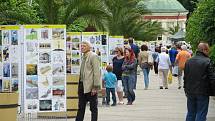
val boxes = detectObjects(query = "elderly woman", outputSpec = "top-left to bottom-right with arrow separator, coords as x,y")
157,47 -> 172,89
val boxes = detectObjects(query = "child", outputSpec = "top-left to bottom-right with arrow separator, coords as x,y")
103,65 -> 117,106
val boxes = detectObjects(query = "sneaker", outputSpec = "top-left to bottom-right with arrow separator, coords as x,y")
165,87 -> 168,89
160,86 -> 163,89
118,101 -> 124,105
111,103 -> 116,106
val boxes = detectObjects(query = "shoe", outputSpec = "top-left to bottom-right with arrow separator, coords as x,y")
111,103 -> 116,106
160,86 -> 163,89
118,101 -> 124,105
178,86 -> 181,89
106,102 -> 110,106
144,87 -> 148,90
126,102 -> 132,105
165,87 -> 168,89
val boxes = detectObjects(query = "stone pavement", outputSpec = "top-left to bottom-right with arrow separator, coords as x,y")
69,71 -> 215,121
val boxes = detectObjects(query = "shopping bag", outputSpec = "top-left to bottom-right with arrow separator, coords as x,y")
172,66 -> 178,77
168,72 -> 173,84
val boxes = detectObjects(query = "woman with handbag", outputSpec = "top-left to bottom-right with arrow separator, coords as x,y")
138,44 -> 153,90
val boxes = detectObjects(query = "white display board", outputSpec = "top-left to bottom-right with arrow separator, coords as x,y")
108,36 -> 124,63
23,25 -> 67,113
82,32 -> 109,73
66,32 -> 82,74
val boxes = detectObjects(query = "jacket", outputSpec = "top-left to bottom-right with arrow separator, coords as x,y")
80,51 -> 101,93
184,51 -> 215,96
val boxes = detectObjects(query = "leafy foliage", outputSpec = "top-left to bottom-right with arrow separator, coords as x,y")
104,0 -> 163,41
0,0 -> 41,24
186,0 -> 215,50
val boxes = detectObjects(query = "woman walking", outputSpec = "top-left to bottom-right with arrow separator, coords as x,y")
138,44 -> 153,90
112,47 -> 124,104
122,48 -> 137,105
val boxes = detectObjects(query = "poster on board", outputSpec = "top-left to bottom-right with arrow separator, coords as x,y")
108,36 -> 124,63
23,25 -> 66,113
66,32 -> 81,74
0,26 -> 21,94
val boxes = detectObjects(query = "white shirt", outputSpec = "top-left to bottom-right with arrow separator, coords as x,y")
157,52 -> 171,70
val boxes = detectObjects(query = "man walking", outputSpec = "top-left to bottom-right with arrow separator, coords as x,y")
76,41 -> 101,121
184,42 -> 215,121
175,45 -> 191,89
128,37 -> 139,89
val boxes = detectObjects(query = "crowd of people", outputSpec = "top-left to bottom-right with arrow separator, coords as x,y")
76,39 -> 215,121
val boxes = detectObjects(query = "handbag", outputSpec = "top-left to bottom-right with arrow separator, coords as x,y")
168,72 -> 173,84
172,66 -> 178,77
141,62 -> 150,69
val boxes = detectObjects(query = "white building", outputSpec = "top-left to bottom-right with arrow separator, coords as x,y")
138,0 -> 188,46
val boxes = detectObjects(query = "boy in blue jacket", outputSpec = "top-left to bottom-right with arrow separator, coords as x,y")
103,65 -> 117,106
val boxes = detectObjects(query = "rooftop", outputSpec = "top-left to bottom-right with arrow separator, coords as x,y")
138,0 -> 188,13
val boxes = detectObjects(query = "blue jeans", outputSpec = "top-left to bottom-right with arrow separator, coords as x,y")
122,75 -> 135,103
106,88 -> 116,105
186,95 -> 209,121
143,68 -> 150,88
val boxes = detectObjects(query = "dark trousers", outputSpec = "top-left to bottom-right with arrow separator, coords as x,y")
154,62 -> 158,74
76,82 -> 98,121
106,88 -> 116,104
122,75 -> 135,103
186,95 -> 209,121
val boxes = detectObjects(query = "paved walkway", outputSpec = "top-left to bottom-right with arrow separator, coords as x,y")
70,71 -> 215,121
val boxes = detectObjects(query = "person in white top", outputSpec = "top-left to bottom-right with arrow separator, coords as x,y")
157,47 -> 172,89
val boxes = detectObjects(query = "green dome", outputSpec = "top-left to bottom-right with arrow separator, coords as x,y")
138,0 -> 188,13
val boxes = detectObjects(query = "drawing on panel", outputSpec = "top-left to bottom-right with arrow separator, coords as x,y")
3,31 -> 9,45
0,46 -> 2,62
26,64 -> 37,75
3,79 -> 10,92
39,76 -> 51,87
26,53 -> 38,64
0,30 -> 2,46
3,63 -> 10,77
52,99 -> 65,111
12,79 -> 18,92
11,63 -> 18,78
52,86 -> 65,97
26,42 -> 38,52
10,46 -> 19,61
39,52 -> 51,64
52,64 -> 64,75
26,88 -> 38,99
66,42 -> 72,52
41,29 -> 49,40
26,100 -> 38,110
52,28 -> 65,51
53,76 -> 64,86
39,64 -> 51,75
11,30 -> 18,45
72,43 -> 80,50
39,43 -> 51,49
52,51 -> 64,63
71,58 -> 80,66
52,29 -> 64,40
39,87 -> 52,99
66,53 -> 71,73
26,76 -> 38,88
0,79 -> 2,91
0,64 -> 2,76
3,46 -> 9,61
72,50 -> 80,58
26,29 -> 38,40
71,67 -> 80,74
39,100 -> 52,111
72,37 -> 80,42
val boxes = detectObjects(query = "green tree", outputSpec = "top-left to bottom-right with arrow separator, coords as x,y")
36,0 -> 111,31
186,0 -> 215,61
0,0 -> 41,24
104,0 -> 163,41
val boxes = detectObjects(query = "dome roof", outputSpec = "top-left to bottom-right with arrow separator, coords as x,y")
138,0 -> 188,13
